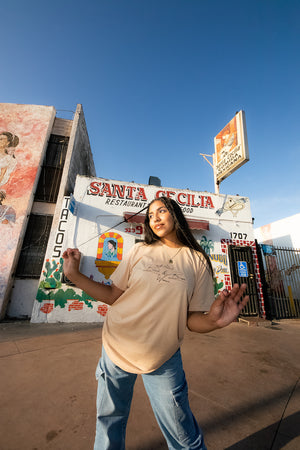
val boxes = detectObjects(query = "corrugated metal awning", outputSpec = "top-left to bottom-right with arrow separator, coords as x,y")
124,213 -> 209,230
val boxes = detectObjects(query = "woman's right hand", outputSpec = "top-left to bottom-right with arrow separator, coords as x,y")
62,247 -> 124,305
62,248 -> 81,280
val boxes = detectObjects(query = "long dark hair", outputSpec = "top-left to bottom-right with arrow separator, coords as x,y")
144,197 -> 213,276
1,132 -> 19,148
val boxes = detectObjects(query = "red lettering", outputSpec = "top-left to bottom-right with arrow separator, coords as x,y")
186,194 -> 192,206
126,186 -> 136,199
88,181 -> 101,195
112,184 -> 125,198
200,196 -> 205,207
155,190 -> 166,198
166,191 -> 175,198
177,193 -> 186,205
191,195 -> 200,207
205,196 -> 214,208
100,183 -> 112,197
136,225 -> 143,235
135,187 -> 147,201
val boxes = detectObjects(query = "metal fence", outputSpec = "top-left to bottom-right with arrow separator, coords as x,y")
259,244 -> 300,319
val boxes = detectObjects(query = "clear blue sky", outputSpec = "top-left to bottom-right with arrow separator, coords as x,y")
2,0 -> 300,228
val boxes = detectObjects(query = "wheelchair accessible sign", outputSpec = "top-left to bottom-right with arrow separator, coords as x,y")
237,261 -> 248,278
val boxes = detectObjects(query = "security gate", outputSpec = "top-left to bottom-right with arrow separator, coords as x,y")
228,245 -> 259,316
259,245 -> 300,319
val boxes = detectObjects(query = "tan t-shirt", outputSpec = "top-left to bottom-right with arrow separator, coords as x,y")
102,241 -> 214,374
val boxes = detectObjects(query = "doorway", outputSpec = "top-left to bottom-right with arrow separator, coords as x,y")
228,245 -> 259,316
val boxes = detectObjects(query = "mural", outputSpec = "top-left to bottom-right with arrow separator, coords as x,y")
216,195 -> 247,217
0,190 -> 16,225
0,132 -> 19,226
213,276 -> 224,296
36,286 -> 94,310
199,236 -> 214,255
31,175 -> 259,323
0,103 -> 56,317
0,131 -> 19,187
95,232 -> 123,279
39,258 -> 64,289
32,199 -> 117,321
209,253 -> 229,296
198,236 -> 228,296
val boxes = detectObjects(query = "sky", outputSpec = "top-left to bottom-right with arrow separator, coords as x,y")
2,0 -> 300,228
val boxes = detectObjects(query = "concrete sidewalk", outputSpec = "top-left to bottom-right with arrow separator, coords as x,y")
0,319 -> 299,450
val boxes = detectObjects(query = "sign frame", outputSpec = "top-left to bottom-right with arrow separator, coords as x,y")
214,110 -> 249,185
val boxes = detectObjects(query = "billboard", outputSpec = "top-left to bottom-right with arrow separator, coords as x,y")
0,103 -> 56,317
214,110 -> 249,184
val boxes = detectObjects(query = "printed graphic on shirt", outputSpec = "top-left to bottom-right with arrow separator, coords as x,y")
141,263 -> 186,283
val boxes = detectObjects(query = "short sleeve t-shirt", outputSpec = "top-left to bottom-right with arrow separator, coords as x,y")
102,241 -> 214,374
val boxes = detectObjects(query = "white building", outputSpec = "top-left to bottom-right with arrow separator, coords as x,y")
31,175 -> 266,323
255,213 -> 300,249
0,103 -> 95,320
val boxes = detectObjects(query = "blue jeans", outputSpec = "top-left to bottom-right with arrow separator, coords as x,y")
94,347 -> 206,450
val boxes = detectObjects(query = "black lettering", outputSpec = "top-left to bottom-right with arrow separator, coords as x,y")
58,220 -> 67,232
60,208 -> 69,220
56,233 -> 64,245
52,245 -> 61,258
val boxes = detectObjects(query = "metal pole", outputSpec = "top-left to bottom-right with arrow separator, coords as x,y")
199,153 -> 220,194
213,153 -> 219,194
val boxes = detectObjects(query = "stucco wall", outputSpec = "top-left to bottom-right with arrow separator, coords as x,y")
0,104 -> 56,319
254,213 -> 300,249
5,104 -> 96,320
31,176 -> 263,323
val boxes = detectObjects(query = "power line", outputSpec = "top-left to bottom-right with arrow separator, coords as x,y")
76,205 -> 149,248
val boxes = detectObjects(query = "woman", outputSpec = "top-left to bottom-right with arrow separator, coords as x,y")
106,239 -> 117,258
0,132 -> 19,187
63,197 -> 249,450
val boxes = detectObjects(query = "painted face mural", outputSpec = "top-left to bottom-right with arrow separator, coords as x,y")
0,132 -> 19,226
0,103 -> 56,318
95,232 -> 123,279
0,132 -> 19,188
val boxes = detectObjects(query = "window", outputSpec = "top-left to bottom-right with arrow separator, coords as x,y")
35,134 -> 69,202
15,214 -> 53,278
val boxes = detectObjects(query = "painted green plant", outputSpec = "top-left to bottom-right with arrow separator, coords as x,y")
39,258 -> 63,289
36,287 -> 94,309
199,236 -> 214,255
213,276 -> 224,296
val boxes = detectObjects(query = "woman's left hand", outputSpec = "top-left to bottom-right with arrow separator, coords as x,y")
207,283 -> 249,329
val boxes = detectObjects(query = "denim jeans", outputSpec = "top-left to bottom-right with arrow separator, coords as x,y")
94,347 -> 206,450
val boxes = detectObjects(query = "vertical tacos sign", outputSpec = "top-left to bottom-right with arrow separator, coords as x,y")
0,103 -> 56,317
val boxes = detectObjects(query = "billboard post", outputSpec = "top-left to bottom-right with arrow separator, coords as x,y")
199,152 -> 220,194
212,152 -> 219,194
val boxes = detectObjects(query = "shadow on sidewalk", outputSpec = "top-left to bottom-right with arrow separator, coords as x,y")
225,411 -> 300,450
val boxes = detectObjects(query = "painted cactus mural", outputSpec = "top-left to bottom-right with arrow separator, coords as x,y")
39,258 -> 64,289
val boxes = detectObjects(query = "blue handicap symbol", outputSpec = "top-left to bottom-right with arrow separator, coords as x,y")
237,261 -> 248,277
